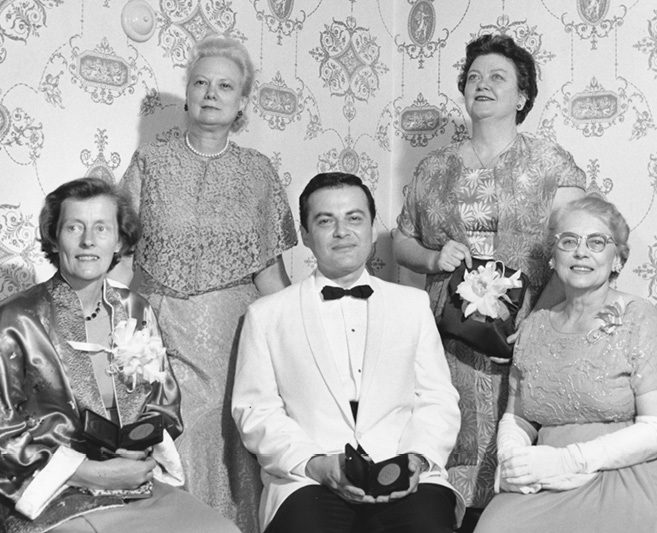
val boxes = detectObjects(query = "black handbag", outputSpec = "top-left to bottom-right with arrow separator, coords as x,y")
437,258 -> 528,360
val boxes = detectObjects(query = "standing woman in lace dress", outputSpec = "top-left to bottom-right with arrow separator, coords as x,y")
392,34 -> 585,529
118,36 -> 298,533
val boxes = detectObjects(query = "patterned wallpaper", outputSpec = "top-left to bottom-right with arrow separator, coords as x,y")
1,0 -> 656,304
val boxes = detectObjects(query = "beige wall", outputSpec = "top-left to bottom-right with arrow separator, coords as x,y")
1,0 -> 656,303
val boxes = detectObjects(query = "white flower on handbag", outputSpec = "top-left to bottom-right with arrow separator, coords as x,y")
69,309 -> 167,392
456,261 -> 523,320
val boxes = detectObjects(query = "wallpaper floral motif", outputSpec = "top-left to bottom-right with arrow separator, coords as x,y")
1,0 -> 656,304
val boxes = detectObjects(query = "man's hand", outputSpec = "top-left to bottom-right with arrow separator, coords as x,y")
306,454 -> 375,504
68,456 -> 157,490
374,453 -> 425,503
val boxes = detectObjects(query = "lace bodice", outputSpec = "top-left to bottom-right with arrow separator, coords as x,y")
121,136 -> 298,297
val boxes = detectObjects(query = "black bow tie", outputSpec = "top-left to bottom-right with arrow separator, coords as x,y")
321,285 -> 373,301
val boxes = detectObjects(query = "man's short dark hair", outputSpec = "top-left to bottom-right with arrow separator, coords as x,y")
299,173 -> 376,231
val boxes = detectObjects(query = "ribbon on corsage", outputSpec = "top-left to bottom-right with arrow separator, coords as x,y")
586,299 -> 625,344
68,313 -> 167,392
456,261 -> 524,320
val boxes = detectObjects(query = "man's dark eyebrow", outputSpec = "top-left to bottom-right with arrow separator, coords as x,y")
312,211 -> 335,220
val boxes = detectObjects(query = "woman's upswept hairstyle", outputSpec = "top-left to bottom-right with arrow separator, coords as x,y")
547,195 -> 630,281
186,35 -> 255,133
39,177 -> 141,270
458,34 -> 538,125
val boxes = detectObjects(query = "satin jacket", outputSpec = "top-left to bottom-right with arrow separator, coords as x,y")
0,274 -> 182,533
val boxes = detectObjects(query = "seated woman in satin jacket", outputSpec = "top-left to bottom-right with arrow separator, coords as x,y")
0,178 -> 239,533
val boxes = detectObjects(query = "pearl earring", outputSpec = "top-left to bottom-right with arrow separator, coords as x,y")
516,103 -> 523,110
548,258 -> 555,269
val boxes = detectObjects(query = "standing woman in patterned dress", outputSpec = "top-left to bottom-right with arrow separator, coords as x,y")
392,34 -> 585,530
118,35 -> 298,533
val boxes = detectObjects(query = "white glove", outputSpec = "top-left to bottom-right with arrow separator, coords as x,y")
499,445 -> 581,487
500,415 -> 657,491
570,415 -> 657,473
495,413 -> 541,494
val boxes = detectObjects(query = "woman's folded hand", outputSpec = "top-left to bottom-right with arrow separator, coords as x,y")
68,456 -> 157,490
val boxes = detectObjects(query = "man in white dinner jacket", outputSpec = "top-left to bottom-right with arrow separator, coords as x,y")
232,172 -> 464,533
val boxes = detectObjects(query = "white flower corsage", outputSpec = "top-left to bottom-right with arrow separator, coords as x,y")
456,261 -> 524,321
586,300 -> 625,344
69,311 -> 167,392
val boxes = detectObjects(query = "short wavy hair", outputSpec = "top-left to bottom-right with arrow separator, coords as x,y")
547,195 -> 630,281
39,177 -> 141,270
186,35 -> 255,133
299,173 -> 376,231
457,34 -> 538,125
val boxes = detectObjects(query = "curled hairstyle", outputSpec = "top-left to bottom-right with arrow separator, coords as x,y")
547,195 -> 630,281
186,35 -> 255,133
299,173 -> 376,231
457,34 -> 538,125
39,177 -> 141,271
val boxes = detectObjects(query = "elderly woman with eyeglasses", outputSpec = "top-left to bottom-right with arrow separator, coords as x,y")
474,196 -> 657,532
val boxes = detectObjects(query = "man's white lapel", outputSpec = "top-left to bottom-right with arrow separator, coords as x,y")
299,275 -> 355,426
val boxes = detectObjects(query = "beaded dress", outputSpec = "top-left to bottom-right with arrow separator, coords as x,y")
475,298 -> 657,532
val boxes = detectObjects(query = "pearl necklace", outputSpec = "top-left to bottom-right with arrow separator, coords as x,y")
471,135 -> 517,169
185,132 -> 229,159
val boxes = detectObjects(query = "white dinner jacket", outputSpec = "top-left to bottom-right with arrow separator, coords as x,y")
232,274 -> 464,530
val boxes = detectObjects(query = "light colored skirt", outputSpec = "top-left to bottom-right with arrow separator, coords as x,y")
475,422 -> 657,533
49,481 -> 240,533
146,282 -> 262,533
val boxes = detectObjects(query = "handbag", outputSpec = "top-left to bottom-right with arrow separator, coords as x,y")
437,258 -> 529,360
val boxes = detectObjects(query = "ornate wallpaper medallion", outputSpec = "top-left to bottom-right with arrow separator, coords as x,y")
81,129 -> 121,183
254,0 -> 307,45
395,0 -> 446,69
310,16 -> 389,121
634,10 -> 657,78
158,0 -> 245,67
0,0 -> 63,64
576,0 -> 609,25
69,38 -> 138,104
562,0 -> 626,49
252,72 -> 304,130
391,93 -> 465,148
584,159 -> 613,198
539,77 -> 654,139
0,204 -> 43,301
1,106 -> 44,164
317,134 -> 379,191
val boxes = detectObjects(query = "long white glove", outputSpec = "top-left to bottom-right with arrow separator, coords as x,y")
570,415 -> 657,473
500,415 -> 657,491
495,412 -> 540,494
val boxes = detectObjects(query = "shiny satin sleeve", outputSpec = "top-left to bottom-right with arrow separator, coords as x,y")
0,292 -> 81,506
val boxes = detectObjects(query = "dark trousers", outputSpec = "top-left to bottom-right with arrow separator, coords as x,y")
265,484 -> 456,533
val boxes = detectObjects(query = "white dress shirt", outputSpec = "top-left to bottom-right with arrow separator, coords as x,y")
314,270 -> 371,402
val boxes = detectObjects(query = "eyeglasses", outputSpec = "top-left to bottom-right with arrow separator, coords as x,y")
554,232 -> 615,253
